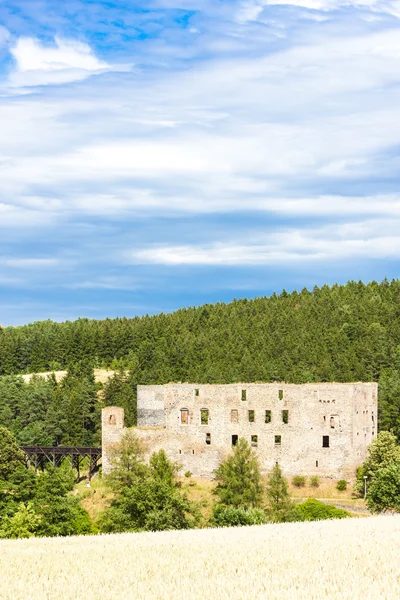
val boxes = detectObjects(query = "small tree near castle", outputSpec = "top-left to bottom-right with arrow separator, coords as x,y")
212,438 -> 266,526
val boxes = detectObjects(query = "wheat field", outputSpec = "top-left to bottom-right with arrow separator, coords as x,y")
0,516 -> 399,600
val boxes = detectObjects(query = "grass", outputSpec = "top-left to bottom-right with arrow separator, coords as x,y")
181,476 -> 368,516
74,475 -> 112,523
0,516 -> 398,599
75,474 -> 368,525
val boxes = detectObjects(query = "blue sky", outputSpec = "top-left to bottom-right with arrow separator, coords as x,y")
1,0 -> 400,326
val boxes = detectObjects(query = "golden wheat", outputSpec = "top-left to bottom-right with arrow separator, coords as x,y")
0,516 -> 399,600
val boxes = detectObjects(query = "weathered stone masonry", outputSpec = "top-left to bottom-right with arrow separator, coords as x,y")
102,382 -> 377,479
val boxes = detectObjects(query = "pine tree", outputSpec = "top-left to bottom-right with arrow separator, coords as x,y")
213,438 -> 263,508
0,426 -> 26,480
265,463 -> 298,522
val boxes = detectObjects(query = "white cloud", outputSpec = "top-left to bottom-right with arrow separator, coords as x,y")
1,257 -> 59,268
9,37 -> 112,87
2,26 -> 400,207
0,201 -> 57,228
130,218 -> 400,265
237,0 -> 400,20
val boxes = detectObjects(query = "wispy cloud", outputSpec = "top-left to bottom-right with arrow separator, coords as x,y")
130,217 -> 400,265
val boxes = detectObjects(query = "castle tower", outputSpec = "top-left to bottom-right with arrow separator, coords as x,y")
102,406 -> 124,474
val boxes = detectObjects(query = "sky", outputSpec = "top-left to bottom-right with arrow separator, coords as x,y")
1,0 -> 400,326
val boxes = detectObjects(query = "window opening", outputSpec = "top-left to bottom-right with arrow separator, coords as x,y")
180,409 -> 189,425
248,410 -> 255,423
194,388 -> 199,397
330,416 -> 335,429
179,450 -> 182,454
200,409 -> 209,425
316,460 -> 318,467
241,389 -> 247,401
231,409 -> 239,423
282,410 -> 289,424
251,435 -> 258,447
274,435 -> 281,446
322,435 -> 330,448
206,433 -> 211,445
109,414 -> 116,425
192,449 -> 195,454
278,389 -> 284,400
232,435 -> 238,446
265,410 -> 271,424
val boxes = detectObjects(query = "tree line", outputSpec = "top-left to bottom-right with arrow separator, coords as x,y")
1,278 -> 400,442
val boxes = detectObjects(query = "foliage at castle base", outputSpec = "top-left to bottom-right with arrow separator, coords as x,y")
1,279 -> 400,441
98,431 -> 200,533
355,431 -> 400,513
264,463 -> 302,523
0,427 -> 92,539
213,438 -> 264,509
211,439 -> 350,527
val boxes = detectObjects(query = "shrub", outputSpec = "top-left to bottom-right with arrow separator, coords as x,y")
184,471 -> 192,478
354,431 -> 400,496
366,461 -> 400,513
212,505 -> 267,527
99,449 -> 199,533
310,476 -> 320,488
336,480 -> 347,491
292,475 -> 306,488
297,499 -> 350,521
0,502 -> 41,539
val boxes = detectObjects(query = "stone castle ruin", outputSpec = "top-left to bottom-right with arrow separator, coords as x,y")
102,382 -> 377,479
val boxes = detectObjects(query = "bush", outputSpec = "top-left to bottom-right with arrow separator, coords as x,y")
296,499 -> 350,521
310,476 -> 320,488
99,449 -> 199,533
336,480 -> 347,491
184,471 -> 192,478
212,505 -> 267,527
292,475 -> 306,488
366,461 -> 400,513
354,431 -> 400,496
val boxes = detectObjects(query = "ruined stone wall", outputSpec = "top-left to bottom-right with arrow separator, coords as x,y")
103,382 -> 378,479
101,406 -> 125,474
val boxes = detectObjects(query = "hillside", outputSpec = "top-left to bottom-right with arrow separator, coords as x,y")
0,516 -> 398,599
1,279 -> 400,443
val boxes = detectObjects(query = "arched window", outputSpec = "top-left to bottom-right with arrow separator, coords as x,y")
109,414 -> 116,425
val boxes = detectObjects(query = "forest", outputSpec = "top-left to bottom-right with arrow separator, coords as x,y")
1,278 -> 400,445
